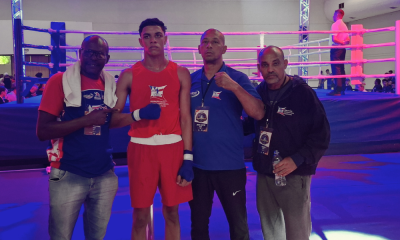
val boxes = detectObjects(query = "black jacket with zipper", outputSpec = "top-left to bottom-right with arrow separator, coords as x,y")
249,75 -> 330,177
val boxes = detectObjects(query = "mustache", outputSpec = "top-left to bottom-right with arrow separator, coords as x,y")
266,74 -> 277,78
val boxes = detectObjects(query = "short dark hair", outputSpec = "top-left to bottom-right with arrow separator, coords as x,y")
35,72 -> 43,78
389,70 -> 393,74
139,18 -> 167,36
375,79 -> 381,84
382,79 -> 388,82
326,69 -> 330,72
335,9 -> 344,16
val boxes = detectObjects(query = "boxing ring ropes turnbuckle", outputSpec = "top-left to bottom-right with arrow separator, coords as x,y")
12,20 -> 400,105
11,18 -> 400,239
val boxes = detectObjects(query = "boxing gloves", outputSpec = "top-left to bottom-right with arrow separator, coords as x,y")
131,103 -> 161,121
178,150 -> 194,182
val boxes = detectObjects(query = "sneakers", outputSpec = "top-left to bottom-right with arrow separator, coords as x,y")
326,86 -> 343,96
326,90 -> 342,96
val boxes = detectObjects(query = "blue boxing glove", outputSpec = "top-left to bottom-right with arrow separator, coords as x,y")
177,150 -> 194,183
131,103 -> 161,121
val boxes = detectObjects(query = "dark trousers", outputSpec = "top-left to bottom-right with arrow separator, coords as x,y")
189,167 -> 250,240
330,48 -> 346,88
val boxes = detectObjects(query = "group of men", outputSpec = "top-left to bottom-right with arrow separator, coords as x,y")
36,17 -> 330,240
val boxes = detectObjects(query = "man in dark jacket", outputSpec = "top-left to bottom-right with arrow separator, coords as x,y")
250,46 -> 330,240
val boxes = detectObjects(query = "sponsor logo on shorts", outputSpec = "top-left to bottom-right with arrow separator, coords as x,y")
233,190 -> 241,196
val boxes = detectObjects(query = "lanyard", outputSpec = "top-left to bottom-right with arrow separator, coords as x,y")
201,78 -> 214,107
265,76 -> 288,128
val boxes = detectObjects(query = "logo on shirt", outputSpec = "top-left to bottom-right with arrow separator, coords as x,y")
277,107 -> 294,116
149,85 -> 169,107
94,92 -> 101,100
191,90 -> 200,98
212,91 -> 222,100
83,93 -> 93,99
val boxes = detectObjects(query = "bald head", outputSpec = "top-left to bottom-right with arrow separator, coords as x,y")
258,46 -> 285,63
81,35 -> 109,54
201,28 -> 225,45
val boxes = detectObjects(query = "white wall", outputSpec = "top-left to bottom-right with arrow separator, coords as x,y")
2,0 -> 397,87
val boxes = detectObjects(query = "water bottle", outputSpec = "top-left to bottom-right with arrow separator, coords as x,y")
273,150 -> 286,186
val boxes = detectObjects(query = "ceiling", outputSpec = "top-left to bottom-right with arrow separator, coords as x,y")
324,0 -> 400,22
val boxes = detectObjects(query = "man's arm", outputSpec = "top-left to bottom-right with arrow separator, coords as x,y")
110,69 -> 134,129
176,66 -> 193,187
178,66 -> 192,152
37,109 -> 116,141
214,72 -> 265,120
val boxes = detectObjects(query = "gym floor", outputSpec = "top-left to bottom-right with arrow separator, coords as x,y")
0,152 -> 399,240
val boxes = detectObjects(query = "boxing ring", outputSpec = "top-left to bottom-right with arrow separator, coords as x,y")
1,18 -> 400,163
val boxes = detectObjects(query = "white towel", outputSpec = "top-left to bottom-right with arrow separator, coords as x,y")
62,61 -> 117,108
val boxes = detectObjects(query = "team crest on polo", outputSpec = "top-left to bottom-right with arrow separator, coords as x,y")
149,85 -> 169,107
191,90 -> 200,98
212,91 -> 222,100
277,107 -> 294,116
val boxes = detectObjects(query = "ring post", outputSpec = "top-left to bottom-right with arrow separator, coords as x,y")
11,0 -> 25,103
396,20 -> 399,95
350,24 -> 364,86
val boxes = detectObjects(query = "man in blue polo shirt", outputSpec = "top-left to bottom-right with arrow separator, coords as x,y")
189,29 -> 265,240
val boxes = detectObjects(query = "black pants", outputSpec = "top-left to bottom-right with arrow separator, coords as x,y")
189,167 -> 250,240
330,48 -> 346,88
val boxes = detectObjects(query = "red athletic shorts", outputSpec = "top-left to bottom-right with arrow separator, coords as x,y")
127,141 -> 193,208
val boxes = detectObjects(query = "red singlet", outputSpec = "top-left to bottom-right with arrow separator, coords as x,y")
128,61 -> 182,138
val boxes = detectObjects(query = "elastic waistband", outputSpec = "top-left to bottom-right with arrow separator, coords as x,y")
130,134 -> 182,145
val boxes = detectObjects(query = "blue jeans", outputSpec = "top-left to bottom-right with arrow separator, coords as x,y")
48,167 -> 118,240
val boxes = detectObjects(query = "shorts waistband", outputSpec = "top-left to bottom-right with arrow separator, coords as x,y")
130,134 -> 182,145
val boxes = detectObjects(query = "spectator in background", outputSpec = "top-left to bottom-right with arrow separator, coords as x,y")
382,79 -> 392,93
6,84 -> 17,102
388,70 -> 395,83
344,79 -> 352,91
2,73 -> 12,91
0,86 -> 8,104
391,82 -> 396,93
355,78 -> 366,92
318,70 -> 324,89
372,79 -> 383,93
25,84 -> 39,98
36,84 -> 45,96
325,69 -> 334,90
114,75 -> 119,79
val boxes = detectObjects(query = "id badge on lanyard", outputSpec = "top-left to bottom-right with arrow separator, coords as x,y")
257,125 -> 273,155
194,106 -> 210,132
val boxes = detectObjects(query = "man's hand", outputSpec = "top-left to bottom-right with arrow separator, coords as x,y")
85,108 -> 118,126
214,72 -> 239,91
273,157 -> 297,177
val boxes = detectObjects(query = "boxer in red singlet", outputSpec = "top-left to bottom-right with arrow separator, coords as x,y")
111,18 -> 193,240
